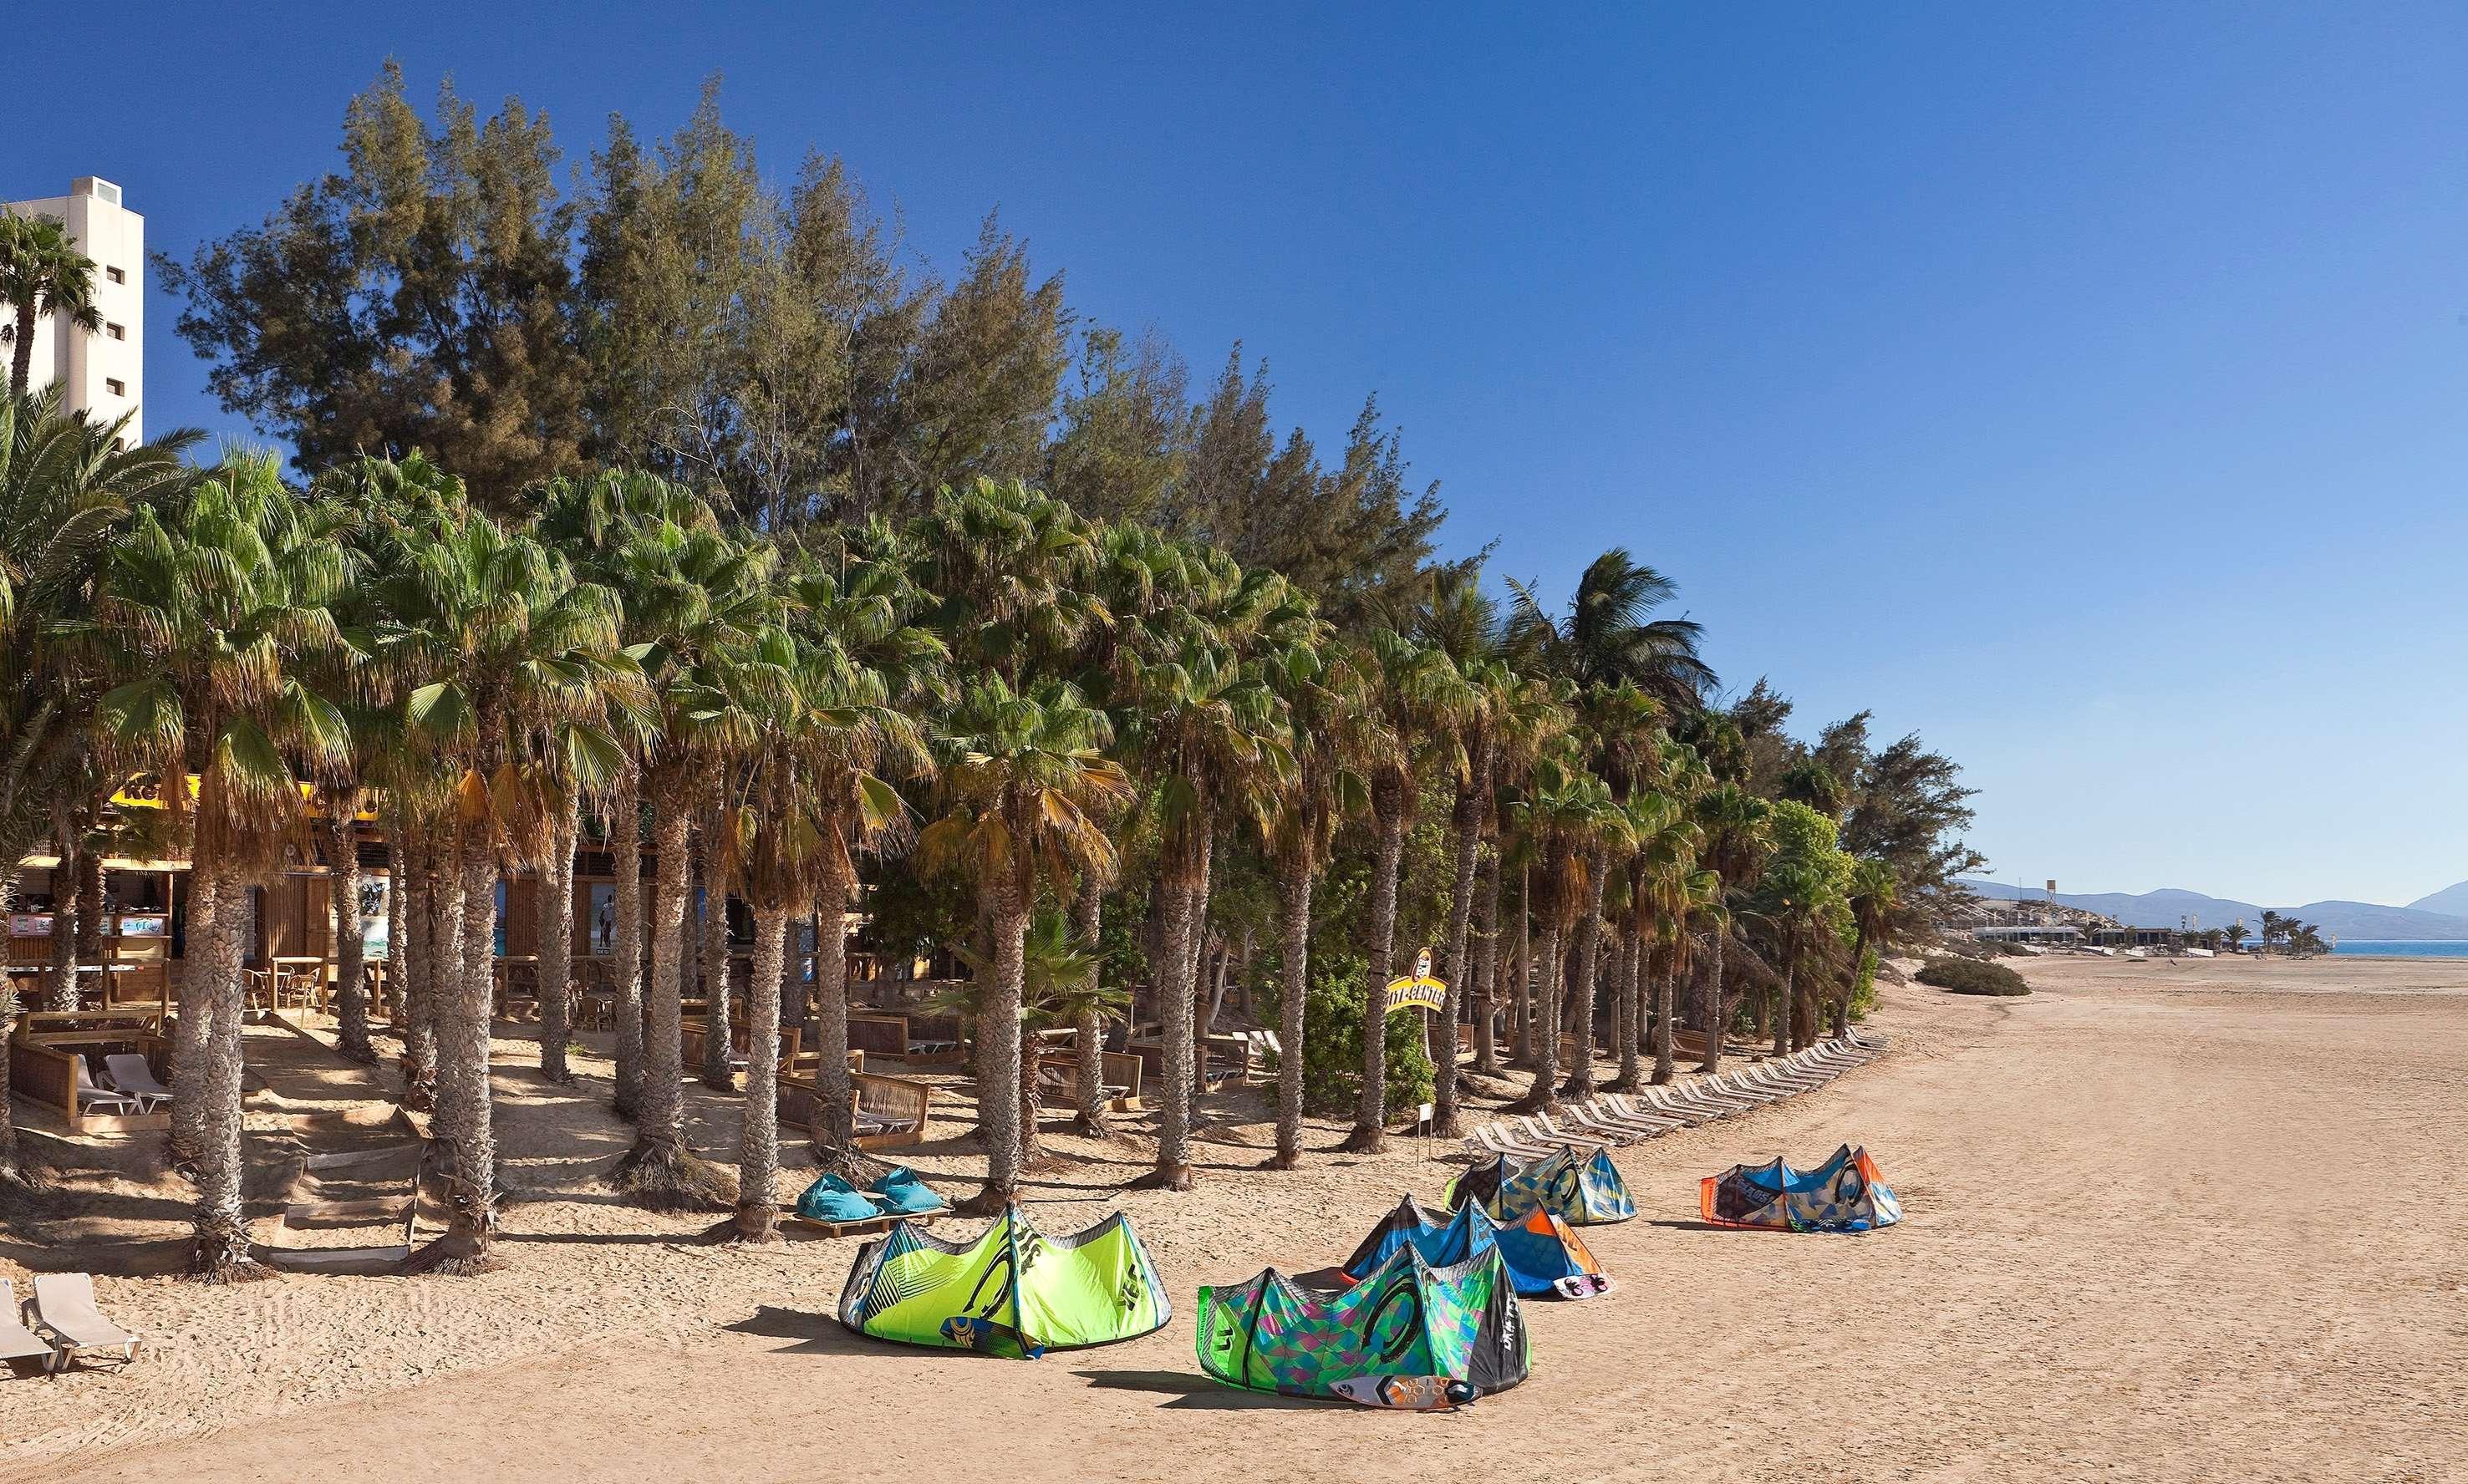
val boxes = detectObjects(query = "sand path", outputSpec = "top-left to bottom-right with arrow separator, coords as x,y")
8,958 -> 2465,1482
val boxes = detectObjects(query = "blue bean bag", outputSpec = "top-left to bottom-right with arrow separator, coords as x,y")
796,1173 -> 882,1223
869,1166 -> 948,1214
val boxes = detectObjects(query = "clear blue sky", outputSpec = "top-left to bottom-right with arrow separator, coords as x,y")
14,3 -> 2467,907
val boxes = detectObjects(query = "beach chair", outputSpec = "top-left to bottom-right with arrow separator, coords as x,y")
1645,1080 -> 1752,1118
1519,1113 -> 1611,1151
0,1281 -> 60,1375
1626,1086 -> 1723,1123
26,1274 -> 139,1368
1704,1071 -> 1781,1106
1574,1095 -> 1685,1140
1605,1091 -> 1705,1131
102,1053 -> 172,1112
1739,1060 -> 1830,1095
1560,1100 -> 1654,1145
1471,1121 -> 1558,1161
71,1059 -> 144,1117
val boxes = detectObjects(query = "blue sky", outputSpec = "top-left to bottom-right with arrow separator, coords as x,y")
14,3 -> 2467,907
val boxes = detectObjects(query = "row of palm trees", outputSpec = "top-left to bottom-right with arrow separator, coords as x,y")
0,388 -> 1892,1281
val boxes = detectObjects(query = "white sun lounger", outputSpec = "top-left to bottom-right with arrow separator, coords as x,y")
0,1282 -> 60,1374
1519,1113 -> 1611,1151
1605,1092 -> 1707,1131
1631,1085 -> 1735,1121
1568,1098 -> 1683,1141
72,1060 -> 143,1116
102,1054 -> 172,1112
27,1274 -> 140,1367
1470,1122 -> 1558,1161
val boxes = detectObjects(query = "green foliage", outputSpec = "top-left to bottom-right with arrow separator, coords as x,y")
1917,956 -> 2030,996
1285,951 -> 1435,1117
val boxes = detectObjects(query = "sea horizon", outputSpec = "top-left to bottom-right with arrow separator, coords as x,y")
2328,939 -> 2468,958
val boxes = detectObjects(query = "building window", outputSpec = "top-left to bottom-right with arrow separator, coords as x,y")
105,266 -> 125,284
106,323 -> 125,341
104,378 -> 125,397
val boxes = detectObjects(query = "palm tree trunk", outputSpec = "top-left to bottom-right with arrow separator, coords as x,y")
964,882 -> 1028,1214
168,863 -> 225,1167
1270,846 -> 1311,1170
1651,943 -> 1679,1084
780,913 -> 808,1039
1561,853 -> 1608,1097
695,784 -> 734,1090
44,823 -> 79,1011
1146,831 -> 1203,1189
1772,933 -> 1793,1059
809,861 -> 855,1167
614,777 -> 722,1207
1511,865 -> 1534,1068
1469,846 -> 1502,1078
1346,791 -> 1407,1153
403,834 -> 443,1108
537,791 -> 578,1084
1612,925 -> 1641,1091
0,973 -> 18,1184
384,806 -> 407,1045
10,306 -> 37,397
1433,764 -> 1483,1136
74,828 -> 104,968
1527,925 -> 1563,1112
422,828 -> 501,1272
328,797 -> 375,1065
1698,926 -> 1728,1073
1184,831 -> 1214,1133
610,766 -> 645,1120
734,904 -> 788,1242
188,860 -> 258,1282
1070,873 -> 1111,1138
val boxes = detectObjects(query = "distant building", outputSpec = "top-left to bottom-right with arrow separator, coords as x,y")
4,176 -> 144,441
1973,925 -> 2080,945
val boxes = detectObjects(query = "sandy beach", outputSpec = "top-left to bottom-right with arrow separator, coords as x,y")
6,952 -> 2465,1484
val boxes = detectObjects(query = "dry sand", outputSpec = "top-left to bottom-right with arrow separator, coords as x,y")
5,952 -> 2465,1483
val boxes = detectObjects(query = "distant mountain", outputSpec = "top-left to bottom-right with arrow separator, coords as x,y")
1957,880 -> 2468,941
2407,880 -> 2468,917
1959,881 -> 2262,929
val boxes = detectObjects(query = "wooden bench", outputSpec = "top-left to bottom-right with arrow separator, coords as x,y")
1034,1049 -> 1146,1112
680,1019 -> 803,1078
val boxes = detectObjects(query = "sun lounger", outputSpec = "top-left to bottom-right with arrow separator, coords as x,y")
27,1274 -> 139,1367
0,1282 -> 60,1374
1738,1061 -> 1831,1095
1604,1092 -> 1706,1131
1519,1113 -> 1611,1151
71,1059 -> 144,1117
1575,1096 -> 1687,1139
1470,1122 -> 1559,1161
1648,1081 -> 1754,1118
1563,1100 -> 1670,1144
1703,1071 -> 1783,1105
102,1053 -> 172,1112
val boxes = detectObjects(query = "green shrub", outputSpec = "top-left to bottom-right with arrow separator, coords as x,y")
1848,947 -> 1880,1020
1917,956 -> 2029,996
1288,951 -> 1435,1117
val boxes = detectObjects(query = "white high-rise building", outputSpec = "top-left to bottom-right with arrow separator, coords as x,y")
4,176 -> 144,442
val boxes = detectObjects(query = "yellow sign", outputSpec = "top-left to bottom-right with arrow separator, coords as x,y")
1382,947 -> 1446,1014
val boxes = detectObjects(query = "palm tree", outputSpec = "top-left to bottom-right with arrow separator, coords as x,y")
1342,626 -> 1468,1153
1115,545 -> 1300,1187
1842,860 -> 1898,1037
1258,633 -> 1363,1169
0,391 -> 195,1187
377,510 -> 639,1269
1505,549 -> 1716,710
1412,569 -> 1505,1136
615,517 -> 776,1210
778,541 -> 939,1170
534,470 -> 727,1124
918,676 -> 1131,1212
0,217 -> 102,399
1690,781 -> 1770,1073
1508,759 -> 1620,1114
89,450 -> 352,1279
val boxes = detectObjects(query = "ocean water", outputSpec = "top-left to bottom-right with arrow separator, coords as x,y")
2329,940 -> 2468,958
